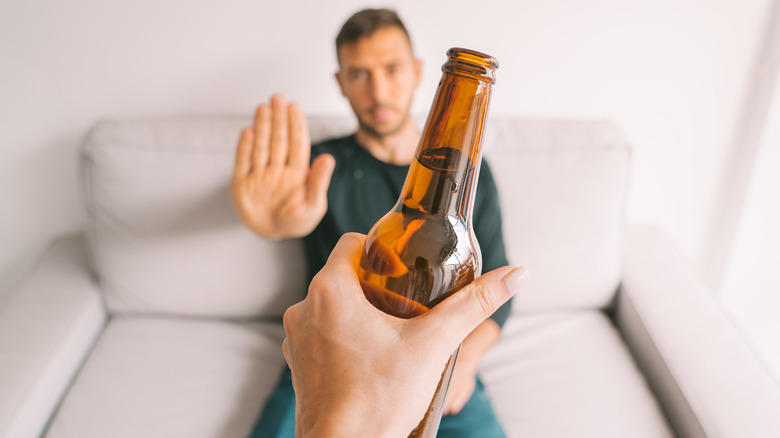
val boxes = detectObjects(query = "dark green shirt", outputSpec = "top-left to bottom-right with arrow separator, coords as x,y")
303,135 -> 512,327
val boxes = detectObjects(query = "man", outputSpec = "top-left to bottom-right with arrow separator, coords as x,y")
231,8 -> 512,437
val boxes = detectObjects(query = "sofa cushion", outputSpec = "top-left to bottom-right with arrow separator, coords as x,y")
44,316 -> 286,438
482,310 -> 672,436
482,118 -> 630,312
46,312 -> 670,437
82,119 -> 299,318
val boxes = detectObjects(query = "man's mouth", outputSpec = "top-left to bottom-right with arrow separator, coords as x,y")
368,105 -> 397,122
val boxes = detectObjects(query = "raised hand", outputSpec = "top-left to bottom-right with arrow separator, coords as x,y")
231,94 -> 335,240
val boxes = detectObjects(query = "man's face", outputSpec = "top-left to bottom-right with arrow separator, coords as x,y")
335,27 -> 422,139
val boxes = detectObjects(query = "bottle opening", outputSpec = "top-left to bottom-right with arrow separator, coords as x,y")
447,48 -> 499,69
442,47 -> 499,82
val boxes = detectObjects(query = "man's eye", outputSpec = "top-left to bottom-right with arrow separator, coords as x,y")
350,70 -> 367,80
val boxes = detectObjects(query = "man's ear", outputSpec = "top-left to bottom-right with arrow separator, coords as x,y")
334,71 -> 347,97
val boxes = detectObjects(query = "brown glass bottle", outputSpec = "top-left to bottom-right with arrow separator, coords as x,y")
357,48 -> 498,437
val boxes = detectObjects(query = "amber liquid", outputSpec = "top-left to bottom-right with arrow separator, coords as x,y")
358,146 -> 481,437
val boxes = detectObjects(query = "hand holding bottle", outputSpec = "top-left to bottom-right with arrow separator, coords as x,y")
231,94 -> 335,240
282,233 -> 529,438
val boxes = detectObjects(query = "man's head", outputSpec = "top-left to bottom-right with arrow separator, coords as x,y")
334,9 -> 422,140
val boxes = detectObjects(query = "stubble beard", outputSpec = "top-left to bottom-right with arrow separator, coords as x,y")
356,106 -> 412,141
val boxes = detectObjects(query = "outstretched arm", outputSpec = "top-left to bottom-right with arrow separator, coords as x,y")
282,233 -> 529,438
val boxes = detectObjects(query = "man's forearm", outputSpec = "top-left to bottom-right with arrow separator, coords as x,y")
458,318 -> 501,370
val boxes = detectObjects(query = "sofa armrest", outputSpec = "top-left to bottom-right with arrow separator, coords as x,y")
614,225 -> 780,438
0,234 -> 107,438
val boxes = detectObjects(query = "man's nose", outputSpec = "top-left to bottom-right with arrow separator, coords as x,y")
369,73 -> 390,102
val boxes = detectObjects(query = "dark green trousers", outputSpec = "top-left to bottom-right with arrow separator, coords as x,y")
249,367 -> 506,438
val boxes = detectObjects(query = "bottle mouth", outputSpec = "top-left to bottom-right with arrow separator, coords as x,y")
448,48 -> 499,69
442,47 -> 499,82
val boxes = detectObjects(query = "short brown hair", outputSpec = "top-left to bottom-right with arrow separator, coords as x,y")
335,8 -> 412,62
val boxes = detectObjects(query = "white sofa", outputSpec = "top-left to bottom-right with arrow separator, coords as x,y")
2,116 -> 780,438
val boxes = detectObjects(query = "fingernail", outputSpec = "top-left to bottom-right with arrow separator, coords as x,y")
501,266 -> 530,296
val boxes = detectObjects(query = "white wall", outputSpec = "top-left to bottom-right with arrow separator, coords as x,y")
0,0 -> 771,297
721,67 -> 780,376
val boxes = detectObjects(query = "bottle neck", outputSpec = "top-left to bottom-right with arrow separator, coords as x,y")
397,73 -> 493,220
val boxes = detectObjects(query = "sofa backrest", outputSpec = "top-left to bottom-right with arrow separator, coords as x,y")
81,115 -> 629,319
485,119 -> 630,313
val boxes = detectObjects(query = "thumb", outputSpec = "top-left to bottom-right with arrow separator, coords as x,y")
412,266 -> 529,351
307,153 -> 336,206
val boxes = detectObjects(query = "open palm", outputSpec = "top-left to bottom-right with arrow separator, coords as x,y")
231,95 -> 335,240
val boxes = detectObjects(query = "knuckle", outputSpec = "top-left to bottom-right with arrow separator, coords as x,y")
282,304 -> 299,334
307,272 -> 327,300
341,232 -> 365,246
471,283 -> 498,317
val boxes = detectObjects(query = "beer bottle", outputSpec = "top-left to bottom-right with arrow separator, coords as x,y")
357,47 -> 498,437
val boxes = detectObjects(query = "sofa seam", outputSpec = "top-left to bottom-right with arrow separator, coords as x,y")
81,131 -> 107,309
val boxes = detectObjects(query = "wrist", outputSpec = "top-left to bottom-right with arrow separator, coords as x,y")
301,395 -> 414,438
244,218 -> 288,241
305,419 -> 400,438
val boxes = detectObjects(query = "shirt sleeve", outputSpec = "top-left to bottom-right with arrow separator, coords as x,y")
473,159 -> 513,328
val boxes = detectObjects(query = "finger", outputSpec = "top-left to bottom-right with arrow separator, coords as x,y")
414,266 -> 529,349
307,153 -> 336,206
443,376 -> 463,415
288,102 -> 311,168
307,233 -> 368,305
253,105 -> 271,170
447,394 -> 468,415
442,391 -> 456,416
443,396 -> 458,416
235,127 -> 254,177
322,232 -> 365,272
269,94 -> 289,166
445,381 -> 473,415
